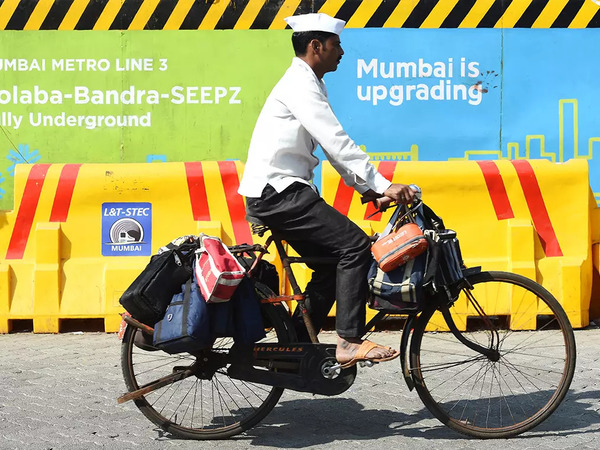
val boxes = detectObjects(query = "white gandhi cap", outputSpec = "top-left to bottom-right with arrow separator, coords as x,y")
284,13 -> 346,35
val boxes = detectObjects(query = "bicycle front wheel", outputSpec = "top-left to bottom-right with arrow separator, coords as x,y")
410,271 -> 576,438
121,291 -> 296,440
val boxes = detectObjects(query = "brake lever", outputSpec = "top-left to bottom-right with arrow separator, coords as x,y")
366,199 -> 398,219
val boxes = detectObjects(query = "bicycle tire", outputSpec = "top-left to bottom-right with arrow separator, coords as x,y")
410,270 -> 576,439
121,285 -> 296,440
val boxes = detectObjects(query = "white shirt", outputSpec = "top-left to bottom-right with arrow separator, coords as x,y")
238,57 -> 392,198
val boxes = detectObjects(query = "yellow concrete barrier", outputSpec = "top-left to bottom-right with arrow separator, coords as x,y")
591,203 -> 600,320
320,159 -> 596,329
2,159 -> 598,333
0,161 -> 260,333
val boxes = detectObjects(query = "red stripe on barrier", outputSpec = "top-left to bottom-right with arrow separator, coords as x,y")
511,160 -> 563,257
49,164 -> 82,222
364,161 -> 397,221
332,178 -> 354,215
218,161 -> 253,245
477,161 -> 515,220
185,162 -> 211,221
5,164 -> 52,260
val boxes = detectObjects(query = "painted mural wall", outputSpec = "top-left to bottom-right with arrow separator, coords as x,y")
0,0 -> 599,210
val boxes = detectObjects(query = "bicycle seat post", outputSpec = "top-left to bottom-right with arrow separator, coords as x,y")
273,239 -> 320,344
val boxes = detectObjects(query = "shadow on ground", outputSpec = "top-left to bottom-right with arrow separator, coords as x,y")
234,389 -> 600,447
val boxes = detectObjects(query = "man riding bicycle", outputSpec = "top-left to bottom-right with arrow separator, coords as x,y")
238,12 -> 416,368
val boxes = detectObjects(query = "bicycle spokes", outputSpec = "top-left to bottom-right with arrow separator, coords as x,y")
411,271 -> 575,438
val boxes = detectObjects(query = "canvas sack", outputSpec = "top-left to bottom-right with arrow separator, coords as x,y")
368,251 -> 427,312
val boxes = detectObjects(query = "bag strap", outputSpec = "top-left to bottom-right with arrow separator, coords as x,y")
421,203 -> 445,231
422,234 -> 435,282
379,206 -> 401,238
181,279 -> 192,336
379,204 -> 412,238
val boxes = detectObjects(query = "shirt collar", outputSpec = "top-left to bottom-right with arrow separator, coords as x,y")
292,57 -> 326,91
293,57 -> 321,79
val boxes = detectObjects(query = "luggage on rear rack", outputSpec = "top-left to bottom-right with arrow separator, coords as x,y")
153,274 -> 266,354
121,233 -> 267,354
194,235 -> 246,303
152,275 -> 213,354
119,236 -> 200,326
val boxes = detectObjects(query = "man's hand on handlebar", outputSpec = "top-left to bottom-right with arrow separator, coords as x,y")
383,183 -> 417,205
360,184 -> 420,213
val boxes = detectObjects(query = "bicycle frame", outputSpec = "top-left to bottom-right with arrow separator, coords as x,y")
250,226 -> 497,392
117,218 -> 492,403
245,229 -> 426,392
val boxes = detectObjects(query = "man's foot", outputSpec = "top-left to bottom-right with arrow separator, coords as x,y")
336,336 -> 399,369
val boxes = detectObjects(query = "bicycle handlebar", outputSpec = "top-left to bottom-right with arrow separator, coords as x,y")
362,184 -> 422,215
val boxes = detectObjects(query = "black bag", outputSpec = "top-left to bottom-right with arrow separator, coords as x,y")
119,236 -> 200,326
248,259 -> 279,294
229,245 -> 280,295
208,277 -> 266,344
423,229 -> 466,302
230,277 -> 266,344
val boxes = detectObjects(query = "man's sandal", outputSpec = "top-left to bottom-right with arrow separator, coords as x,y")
337,339 -> 400,369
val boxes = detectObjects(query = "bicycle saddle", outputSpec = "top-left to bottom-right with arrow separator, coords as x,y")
246,215 -> 269,237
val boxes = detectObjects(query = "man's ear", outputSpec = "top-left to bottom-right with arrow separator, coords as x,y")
309,39 -> 320,53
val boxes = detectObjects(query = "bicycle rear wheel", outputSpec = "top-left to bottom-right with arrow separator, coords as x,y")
121,286 -> 296,440
410,271 -> 576,438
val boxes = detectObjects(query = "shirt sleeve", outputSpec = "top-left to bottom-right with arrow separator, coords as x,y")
283,78 -> 392,195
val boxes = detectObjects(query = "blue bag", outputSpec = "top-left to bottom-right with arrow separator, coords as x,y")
206,277 -> 265,343
153,275 -> 266,354
230,277 -> 266,345
153,278 -> 212,354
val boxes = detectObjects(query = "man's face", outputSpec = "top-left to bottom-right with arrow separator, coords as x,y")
320,35 -> 344,73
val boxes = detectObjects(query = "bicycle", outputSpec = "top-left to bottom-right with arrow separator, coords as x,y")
117,193 -> 576,440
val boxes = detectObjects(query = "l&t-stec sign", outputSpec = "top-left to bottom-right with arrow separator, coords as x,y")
101,202 -> 152,256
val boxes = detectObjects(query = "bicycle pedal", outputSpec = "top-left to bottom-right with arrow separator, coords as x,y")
359,360 -> 376,368
327,363 -> 342,371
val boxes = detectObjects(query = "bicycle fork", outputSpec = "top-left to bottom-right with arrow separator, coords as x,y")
394,292 -> 502,393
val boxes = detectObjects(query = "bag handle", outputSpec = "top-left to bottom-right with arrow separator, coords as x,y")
378,204 -> 418,240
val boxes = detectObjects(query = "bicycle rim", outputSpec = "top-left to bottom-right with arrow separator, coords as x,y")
121,301 -> 295,440
410,271 -> 576,438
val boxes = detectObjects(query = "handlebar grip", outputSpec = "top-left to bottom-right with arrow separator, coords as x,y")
375,196 -> 394,209
409,184 -> 422,200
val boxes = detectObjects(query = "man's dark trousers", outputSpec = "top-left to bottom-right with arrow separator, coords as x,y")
245,183 -> 372,338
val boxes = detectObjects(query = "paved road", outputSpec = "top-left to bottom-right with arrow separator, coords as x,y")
1,325 -> 599,450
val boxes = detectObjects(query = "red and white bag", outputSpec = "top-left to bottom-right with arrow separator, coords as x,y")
194,235 -> 246,303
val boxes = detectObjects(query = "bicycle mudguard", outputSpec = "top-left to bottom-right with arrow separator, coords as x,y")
227,343 -> 357,396
400,314 -> 417,391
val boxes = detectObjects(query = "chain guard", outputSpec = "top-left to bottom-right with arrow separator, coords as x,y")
227,343 -> 356,396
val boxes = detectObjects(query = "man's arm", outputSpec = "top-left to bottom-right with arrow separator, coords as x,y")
285,80 -> 391,194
